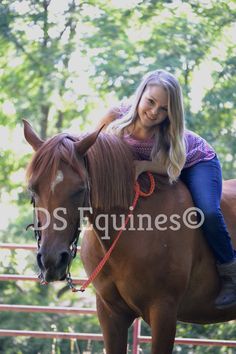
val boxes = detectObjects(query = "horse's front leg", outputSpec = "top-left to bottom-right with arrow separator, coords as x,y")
96,294 -> 135,354
150,298 -> 178,354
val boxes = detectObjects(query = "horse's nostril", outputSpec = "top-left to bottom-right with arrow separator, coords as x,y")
60,251 -> 70,266
36,251 -> 69,274
37,253 -> 44,270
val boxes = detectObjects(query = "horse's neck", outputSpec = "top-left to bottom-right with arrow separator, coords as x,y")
86,172 -> 170,245
87,206 -> 129,243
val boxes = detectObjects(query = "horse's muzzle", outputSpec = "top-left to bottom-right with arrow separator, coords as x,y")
37,250 -> 71,282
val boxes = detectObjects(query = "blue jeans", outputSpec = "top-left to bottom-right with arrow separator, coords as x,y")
180,156 -> 235,264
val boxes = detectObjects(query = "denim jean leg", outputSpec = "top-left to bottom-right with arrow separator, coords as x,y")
180,156 -> 235,264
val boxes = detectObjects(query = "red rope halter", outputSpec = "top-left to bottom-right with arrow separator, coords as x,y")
73,172 -> 155,292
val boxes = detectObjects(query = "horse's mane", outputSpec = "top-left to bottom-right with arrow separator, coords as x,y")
88,133 -> 134,211
26,132 -> 135,211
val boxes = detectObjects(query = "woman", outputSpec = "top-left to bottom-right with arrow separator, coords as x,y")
98,69 -> 236,309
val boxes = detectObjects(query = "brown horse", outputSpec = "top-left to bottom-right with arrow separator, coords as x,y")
23,120 -> 236,354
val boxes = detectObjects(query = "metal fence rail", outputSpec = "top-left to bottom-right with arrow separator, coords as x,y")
0,274 -> 86,284
1,327 -> 236,348
0,329 -> 103,341
0,243 -> 80,251
0,304 -> 97,315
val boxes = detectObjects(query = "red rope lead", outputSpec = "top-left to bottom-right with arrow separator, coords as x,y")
138,171 -> 155,197
74,172 -> 155,292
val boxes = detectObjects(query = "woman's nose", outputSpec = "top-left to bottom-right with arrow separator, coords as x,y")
151,105 -> 160,116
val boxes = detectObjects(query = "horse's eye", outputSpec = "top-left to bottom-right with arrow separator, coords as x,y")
72,186 -> 86,198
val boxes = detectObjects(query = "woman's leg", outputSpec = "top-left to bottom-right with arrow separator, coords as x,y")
181,156 -> 236,309
181,156 -> 235,264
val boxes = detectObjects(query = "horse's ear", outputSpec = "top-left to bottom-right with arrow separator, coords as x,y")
23,119 -> 44,151
74,125 -> 105,156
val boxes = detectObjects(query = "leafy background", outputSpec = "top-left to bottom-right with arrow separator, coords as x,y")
0,0 -> 236,353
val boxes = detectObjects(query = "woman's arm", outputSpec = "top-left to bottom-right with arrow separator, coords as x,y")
134,160 -> 167,180
97,107 -> 120,131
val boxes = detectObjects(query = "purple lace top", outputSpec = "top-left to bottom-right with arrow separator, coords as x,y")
124,131 -> 216,169
117,101 -> 216,169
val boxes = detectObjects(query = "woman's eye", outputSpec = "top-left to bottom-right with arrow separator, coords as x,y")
161,107 -> 168,112
147,98 -> 154,105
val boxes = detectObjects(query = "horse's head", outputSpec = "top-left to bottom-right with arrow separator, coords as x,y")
23,120 -> 101,282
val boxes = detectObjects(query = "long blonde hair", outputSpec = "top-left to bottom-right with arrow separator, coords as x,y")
107,69 -> 186,183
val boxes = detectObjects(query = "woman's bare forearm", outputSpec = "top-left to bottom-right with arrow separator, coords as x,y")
96,107 -> 120,130
135,160 -> 167,178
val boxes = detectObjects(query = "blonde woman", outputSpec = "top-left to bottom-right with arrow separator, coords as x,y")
99,69 -> 236,309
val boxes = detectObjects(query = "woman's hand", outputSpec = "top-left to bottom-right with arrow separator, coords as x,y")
134,160 -> 146,180
134,159 -> 168,180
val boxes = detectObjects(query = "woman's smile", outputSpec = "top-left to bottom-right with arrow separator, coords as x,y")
145,112 -> 157,121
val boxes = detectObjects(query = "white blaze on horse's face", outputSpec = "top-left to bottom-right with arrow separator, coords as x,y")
51,170 -> 64,193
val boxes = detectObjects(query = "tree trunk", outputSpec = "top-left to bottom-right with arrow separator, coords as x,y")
40,105 -> 49,139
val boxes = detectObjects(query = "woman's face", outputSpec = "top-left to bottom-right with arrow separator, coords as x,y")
137,85 -> 169,130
